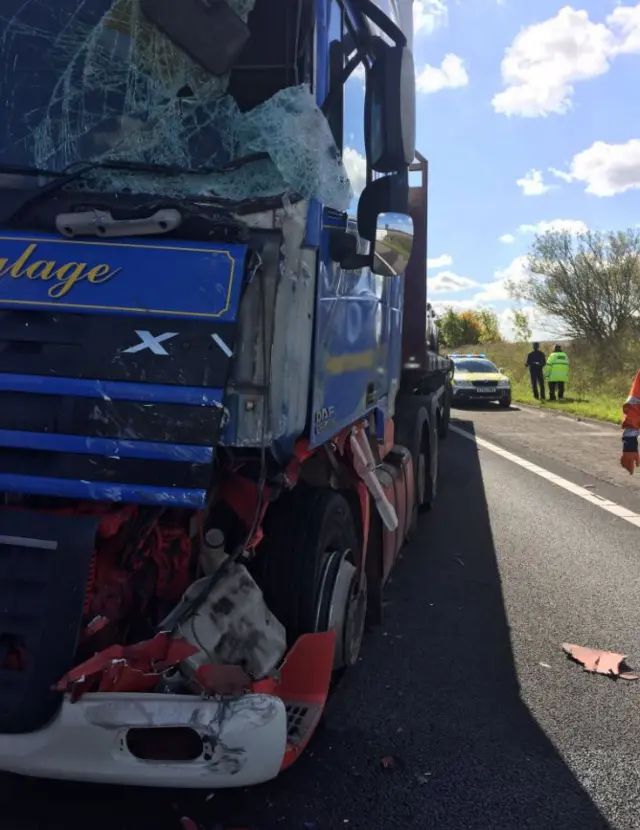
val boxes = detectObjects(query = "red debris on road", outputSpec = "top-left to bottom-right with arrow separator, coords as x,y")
562,643 -> 639,680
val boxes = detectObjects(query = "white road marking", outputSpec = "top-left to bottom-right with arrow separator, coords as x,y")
450,425 -> 640,530
492,431 -> 615,438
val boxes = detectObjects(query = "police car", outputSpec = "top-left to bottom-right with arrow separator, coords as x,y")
449,354 -> 511,408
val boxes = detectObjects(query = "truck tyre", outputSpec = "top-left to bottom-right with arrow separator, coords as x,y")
394,395 -> 438,532
257,489 -> 367,671
439,382 -> 451,439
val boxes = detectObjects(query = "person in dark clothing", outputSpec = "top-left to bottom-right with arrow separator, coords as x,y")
525,342 -> 546,399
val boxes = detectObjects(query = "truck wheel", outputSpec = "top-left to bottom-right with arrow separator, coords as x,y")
257,489 -> 367,671
424,414 -> 438,512
394,396 -> 438,528
439,383 -> 451,439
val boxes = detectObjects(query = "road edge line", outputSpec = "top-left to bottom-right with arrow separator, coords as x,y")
450,424 -> 640,530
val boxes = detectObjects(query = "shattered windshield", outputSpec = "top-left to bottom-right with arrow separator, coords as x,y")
0,0 -> 352,210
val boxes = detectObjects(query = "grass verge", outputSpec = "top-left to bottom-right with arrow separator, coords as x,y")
456,339 -> 633,426
509,379 -> 621,423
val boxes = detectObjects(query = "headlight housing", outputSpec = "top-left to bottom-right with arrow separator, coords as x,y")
497,379 -> 510,387
453,380 -> 473,388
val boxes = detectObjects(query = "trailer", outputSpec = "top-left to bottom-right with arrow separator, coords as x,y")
0,0 -> 452,788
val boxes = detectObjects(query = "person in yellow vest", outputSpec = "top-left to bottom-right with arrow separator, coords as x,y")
620,369 -> 640,475
543,344 -> 569,401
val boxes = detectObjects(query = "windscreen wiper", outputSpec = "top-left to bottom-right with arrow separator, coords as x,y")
0,152 -> 271,225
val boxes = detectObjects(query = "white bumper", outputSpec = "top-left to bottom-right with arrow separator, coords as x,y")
0,692 -> 287,788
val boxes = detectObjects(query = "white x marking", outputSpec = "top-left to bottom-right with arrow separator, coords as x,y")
211,333 -> 233,358
123,330 -> 178,356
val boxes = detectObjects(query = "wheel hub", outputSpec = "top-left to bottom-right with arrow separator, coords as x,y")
314,550 -> 367,670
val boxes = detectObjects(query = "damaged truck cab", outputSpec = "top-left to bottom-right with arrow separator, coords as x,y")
0,0 -> 452,788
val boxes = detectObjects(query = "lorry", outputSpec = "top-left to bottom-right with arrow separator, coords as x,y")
0,0 -> 452,788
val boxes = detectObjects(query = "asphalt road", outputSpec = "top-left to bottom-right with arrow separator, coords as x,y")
3,402 -> 640,830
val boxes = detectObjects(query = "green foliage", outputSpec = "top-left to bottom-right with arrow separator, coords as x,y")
437,308 -> 502,348
508,229 -> 640,342
511,309 -> 532,343
475,309 -> 502,343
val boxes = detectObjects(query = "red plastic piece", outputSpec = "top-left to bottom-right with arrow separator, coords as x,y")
55,632 -> 199,698
272,631 -> 336,770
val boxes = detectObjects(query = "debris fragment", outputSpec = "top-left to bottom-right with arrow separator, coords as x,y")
180,817 -> 200,830
539,662 -> 551,669
561,643 -> 639,680
416,773 -> 432,784
380,755 -> 396,769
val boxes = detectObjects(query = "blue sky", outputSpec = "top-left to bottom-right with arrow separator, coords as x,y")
342,0 -> 640,339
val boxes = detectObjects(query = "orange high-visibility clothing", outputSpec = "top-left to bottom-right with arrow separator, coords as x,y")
622,370 -> 640,451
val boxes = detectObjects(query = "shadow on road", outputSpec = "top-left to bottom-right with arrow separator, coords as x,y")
0,422 -> 611,830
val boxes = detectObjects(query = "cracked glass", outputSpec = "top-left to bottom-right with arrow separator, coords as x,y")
0,0 -> 352,210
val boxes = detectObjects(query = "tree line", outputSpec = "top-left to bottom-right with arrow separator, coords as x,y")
435,229 -> 640,348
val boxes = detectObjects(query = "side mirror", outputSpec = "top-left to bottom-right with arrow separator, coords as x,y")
498,367 -> 506,374
372,212 -> 414,276
329,175 -> 413,273
365,39 -> 416,173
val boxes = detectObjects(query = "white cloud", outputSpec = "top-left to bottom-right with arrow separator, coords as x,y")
498,306 -> 535,340
431,298 -> 473,315
608,3 -> 640,54
549,166 -> 574,183
497,306 -> 556,342
568,139 -> 640,196
472,279 -> 512,303
516,169 -> 552,196
427,253 -> 453,269
494,255 -> 531,285
518,218 -> 588,234
499,233 -> 516,244
428,270 -> 478,293
491,5 -> 640,118
429,256 -> 560,340
432,257 -> 530,309
342,147 -> 366,197
416,54 -> 469,94
414,0 -> 448,36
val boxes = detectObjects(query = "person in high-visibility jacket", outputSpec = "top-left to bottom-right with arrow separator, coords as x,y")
543,344 -> 569,401
621,370 -> 640,475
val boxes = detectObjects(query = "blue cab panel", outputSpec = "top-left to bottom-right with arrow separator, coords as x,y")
309,213 -> 403,448
0,232 -> 246,320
